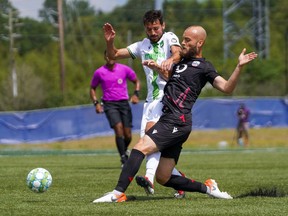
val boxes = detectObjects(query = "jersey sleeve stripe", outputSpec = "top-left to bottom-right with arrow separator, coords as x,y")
127,48 -> 137,59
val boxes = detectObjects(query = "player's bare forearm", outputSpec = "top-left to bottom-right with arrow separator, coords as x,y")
160,46 -> 182,71
142,60 -> 170,81
170,46 -> 182,64
103,23 -> 117,59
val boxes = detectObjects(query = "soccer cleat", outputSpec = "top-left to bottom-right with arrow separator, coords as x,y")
135,176 -> 154,195
125,149 -> 131,157
204,179 -> 233,199
174,171 -> 186,198
92,191 -> 127,203
120,154 -> 128,168
174,190 -> 186,199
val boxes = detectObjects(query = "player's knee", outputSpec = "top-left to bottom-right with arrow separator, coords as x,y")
124,136 -> 131,144
155,170 -> 170,185
134,137 -> 157,155
133,140 -> 150,155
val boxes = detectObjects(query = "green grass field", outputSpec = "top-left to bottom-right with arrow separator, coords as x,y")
0,128 -> 287,215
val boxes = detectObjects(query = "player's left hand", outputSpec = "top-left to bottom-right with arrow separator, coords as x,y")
142,60 -> 159,70
160,58 -> 174,71
95,104 -> 104,113
143,60 -> 170,81
130,95 -> 139,104
238,48 -> 258,66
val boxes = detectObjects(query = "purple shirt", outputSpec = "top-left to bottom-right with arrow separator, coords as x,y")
238,107 -> 250,123
90,63 -> 137,101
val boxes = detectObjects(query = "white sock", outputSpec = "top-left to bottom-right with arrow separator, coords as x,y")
113,190 -> 123,195
145,152 -> 161,184
206,186 -> 211,194
172,168 -> 182,176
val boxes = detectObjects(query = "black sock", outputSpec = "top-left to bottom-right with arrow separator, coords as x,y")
124,137 -> 131,151
115,136 -> 126,157
163,175 -> 207,194
115,149 -> 145,192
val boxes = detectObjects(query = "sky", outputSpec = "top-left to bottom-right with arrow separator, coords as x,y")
9,0 -> 128,20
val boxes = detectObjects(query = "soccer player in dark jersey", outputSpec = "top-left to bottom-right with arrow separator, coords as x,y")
93,25 -> 257,203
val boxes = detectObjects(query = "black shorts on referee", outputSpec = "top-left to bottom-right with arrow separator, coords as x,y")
146,112 -> 192,164
103,100 -> 133,128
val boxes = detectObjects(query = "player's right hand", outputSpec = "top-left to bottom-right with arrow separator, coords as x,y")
103,23 -> 116,42
95,104 -> 104,113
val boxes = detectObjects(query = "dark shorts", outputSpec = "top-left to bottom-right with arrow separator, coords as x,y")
103,100 -> 133,128
146,112 -> 192,164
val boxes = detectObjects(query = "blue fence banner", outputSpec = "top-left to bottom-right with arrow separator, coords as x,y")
0,98 -> 287,144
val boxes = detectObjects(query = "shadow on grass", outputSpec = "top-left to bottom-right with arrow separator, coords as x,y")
77,166 -> 124,171
91,195 -> 176,203
237,187 -> 287,198
126,196 -> 177,202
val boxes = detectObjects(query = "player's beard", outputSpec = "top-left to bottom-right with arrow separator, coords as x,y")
147,32 -> 164,43
181,45 -> 198,59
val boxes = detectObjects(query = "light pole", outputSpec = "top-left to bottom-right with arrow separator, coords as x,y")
57,0 -> 65,95
8,8 -> 18,98
285,28 -> 288,96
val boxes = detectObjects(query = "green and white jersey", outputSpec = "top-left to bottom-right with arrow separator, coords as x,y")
127,32 -> 180,102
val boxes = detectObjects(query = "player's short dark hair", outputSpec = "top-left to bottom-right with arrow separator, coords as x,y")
143,10 -> 164,25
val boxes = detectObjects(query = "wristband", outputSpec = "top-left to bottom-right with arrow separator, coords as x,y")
93,100 -> 99,106
133,90 -> 140,97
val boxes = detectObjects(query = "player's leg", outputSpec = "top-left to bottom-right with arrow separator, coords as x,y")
156,123 -> 232,200
93,134 -> 159,203
243,122 -> 249,146
123,127 -> 132,156
137,101 -> 186,196
120,101 -> 133,152
139,101 -> 167,185
136,103 -> 162,194
113,123 -> 129,166
237,123 -> 244,146
157,151 -> 233,199
157,156 -> 206,193
135,102 -> 158,194
104,101 -> 127,166
116,135 -> 159,191
143,121 -> 159,184
139,101 -> 149,138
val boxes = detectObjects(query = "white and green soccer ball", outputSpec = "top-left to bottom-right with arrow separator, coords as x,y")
26,168 -> 52,193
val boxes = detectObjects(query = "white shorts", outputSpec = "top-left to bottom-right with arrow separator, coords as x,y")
140,99 -> 163,137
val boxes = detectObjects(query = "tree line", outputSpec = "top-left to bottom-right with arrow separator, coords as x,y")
0,0 -> 287,111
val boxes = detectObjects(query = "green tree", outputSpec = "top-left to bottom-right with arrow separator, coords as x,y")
0,0 -> 287,111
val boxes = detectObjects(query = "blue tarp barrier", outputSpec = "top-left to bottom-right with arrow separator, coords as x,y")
192,98 -> 288,129
0,98 -> 287,144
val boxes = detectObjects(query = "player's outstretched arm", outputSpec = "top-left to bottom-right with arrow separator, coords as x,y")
103,23 -> 117,60
103,23 -> 116,44
103,23 -> 132,60
213,48 -> 258,94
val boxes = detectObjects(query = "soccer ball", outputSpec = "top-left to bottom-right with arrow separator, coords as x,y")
26,168 -> 52,193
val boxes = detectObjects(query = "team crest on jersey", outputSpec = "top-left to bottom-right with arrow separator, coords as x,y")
118,79 -> 123,84
192,61 -> 200,67
175,64 -> 187,73
171,38 -> 177,43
